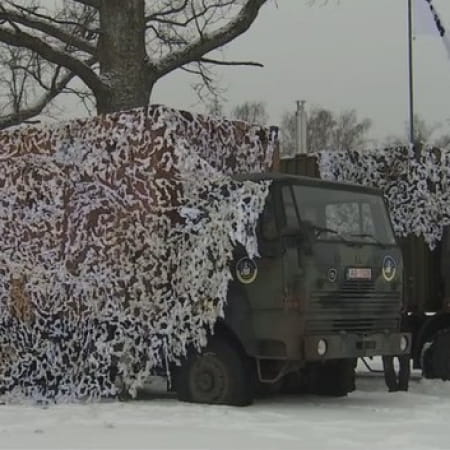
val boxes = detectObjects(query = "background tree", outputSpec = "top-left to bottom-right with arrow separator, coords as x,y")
435,134 -> 450,149
332,109 -> 372,152
279,110 -> 296,156
385,115 -> 450,149
205,96 -> 226,118
305,108 -> 336,153
230,100 -> 268,125
0,0 -> 269,129
280,106 -> 372,155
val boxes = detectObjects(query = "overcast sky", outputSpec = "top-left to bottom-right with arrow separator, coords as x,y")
33,0 -> 450,142
149,0 -> 450,142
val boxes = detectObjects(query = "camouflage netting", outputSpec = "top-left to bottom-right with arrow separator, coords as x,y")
0,105 -> 277,403
317,147 -> 450,249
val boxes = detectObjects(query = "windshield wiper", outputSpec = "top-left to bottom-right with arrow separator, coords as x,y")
348,233 -> 387,247
305,223 -> 351,243
310,225 -> 339,237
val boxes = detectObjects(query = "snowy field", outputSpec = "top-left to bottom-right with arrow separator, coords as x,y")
1,360 -> 449,450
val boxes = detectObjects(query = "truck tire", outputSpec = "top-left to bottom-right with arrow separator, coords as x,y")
174,337 -> 254,406
308,359 -> 356,397
429,329 -> 450,380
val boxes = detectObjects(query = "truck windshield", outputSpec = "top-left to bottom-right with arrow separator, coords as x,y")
282,184 -> 396,245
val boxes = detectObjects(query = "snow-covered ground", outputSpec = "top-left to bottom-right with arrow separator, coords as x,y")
1,360 -> 449,450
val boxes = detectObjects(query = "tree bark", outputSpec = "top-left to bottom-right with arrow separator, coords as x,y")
97,0 -> 151,114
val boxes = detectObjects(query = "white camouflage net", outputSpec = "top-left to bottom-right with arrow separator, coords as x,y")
0,105 -> 277,403
317,147 -> 449,249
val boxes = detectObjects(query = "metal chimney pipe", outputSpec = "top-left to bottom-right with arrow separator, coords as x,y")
295,100 -> 307,155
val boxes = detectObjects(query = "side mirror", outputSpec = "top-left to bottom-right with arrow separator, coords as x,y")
282,227 -> 313,256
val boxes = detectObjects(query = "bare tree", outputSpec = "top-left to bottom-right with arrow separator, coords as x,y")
231,100 -> 268,125
0,0 -> 269,129
435,134 -> 450,149
332,109 -> 371,152
280,110 -> 296,156
281,106 -> 372,155
306,108 -> 336,153
385,115 -> 450,148
205,96 -> 226,118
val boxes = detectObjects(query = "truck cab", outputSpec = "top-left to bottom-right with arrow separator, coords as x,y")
174,173 -> 410,405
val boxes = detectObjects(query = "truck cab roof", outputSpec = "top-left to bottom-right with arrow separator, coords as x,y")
233,172 -> 382,196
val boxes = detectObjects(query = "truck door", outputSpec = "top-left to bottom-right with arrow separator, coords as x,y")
279,183 -> 314,309
225,185 -> 286,359
239,185 -> 285,311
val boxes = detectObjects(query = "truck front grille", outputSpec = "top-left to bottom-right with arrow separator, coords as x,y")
341,280 -> 375,292
306,290 -> 400,334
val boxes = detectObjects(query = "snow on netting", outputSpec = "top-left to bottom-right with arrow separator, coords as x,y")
317,147 -> 450,249
0,105 -> 278,403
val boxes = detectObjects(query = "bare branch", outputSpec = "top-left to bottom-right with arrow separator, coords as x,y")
10,63 -> 50,91
0,70 -> 75,129
146,1 -> 236,39
0,56 -> 96,130
199,57 -> 263,67
0,8 -> 96,55
180,64 -> 213,83
147,24 -> 188,46
155,0 -> 267,77
0,26 -> 103,94
6,2 -> 99,39
146,0 -> 189,22
72,0 -> 100,9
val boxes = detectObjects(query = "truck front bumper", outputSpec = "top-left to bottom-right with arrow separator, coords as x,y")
303,332 -> 411,361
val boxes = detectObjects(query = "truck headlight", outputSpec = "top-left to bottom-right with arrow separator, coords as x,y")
400,335 -> 409,352
317,339 -> 328,356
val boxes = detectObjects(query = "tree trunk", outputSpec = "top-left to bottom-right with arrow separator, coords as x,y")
97,0 -> 152,114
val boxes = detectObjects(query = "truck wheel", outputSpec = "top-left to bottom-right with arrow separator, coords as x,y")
174,337 -> 254,406
308,359 -> 355,397
430,329 -> 450,380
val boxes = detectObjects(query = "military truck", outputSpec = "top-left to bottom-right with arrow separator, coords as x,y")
173,172 -> 411,406
280,154 -> 450,383
0,105 -> 410,405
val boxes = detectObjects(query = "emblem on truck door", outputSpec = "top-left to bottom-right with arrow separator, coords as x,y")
236,257 -> 258,284
328,268 -> 338,283
382,256 -> 397,282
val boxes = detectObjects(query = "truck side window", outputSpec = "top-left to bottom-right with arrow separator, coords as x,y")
281,186 -> 301,234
